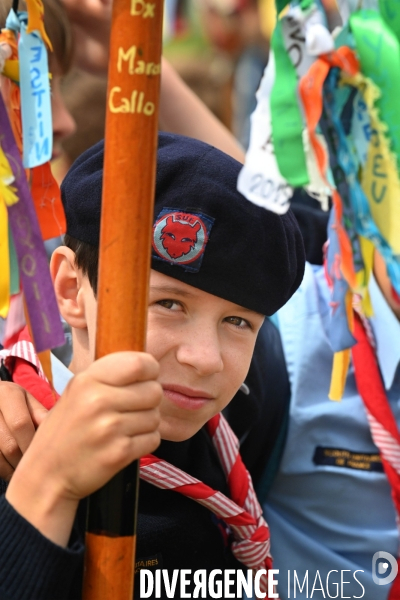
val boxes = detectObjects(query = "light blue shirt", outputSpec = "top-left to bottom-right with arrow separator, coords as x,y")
50,352 -> 73,394
264,263 -> 400,600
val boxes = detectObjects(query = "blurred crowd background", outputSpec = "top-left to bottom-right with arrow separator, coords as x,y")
52,0 -> 275,181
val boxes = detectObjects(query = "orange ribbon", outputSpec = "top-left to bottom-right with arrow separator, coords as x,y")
299,46 -> 359,291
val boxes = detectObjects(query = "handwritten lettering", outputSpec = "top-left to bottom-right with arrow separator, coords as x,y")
30,45 -> 42,63
130,0 -> 155,18
21,254 -> 37,277
32,281 -> 40,300
287,26 -> 305,70
41,311 -> 51,333
368,130 -> 388,204
13,213 -> 51,333
261,136 -> 273,153
30,66 -> 41,89
109,87 -> 155,115
16,215 -> 35,250
370,129 -> 379,148
20,30 -> 52,167
287,43 -> 302,69
371,181 -> 387,203
249,173 -> 291,208
372,153 -> 385,178
117,45 -> 160,76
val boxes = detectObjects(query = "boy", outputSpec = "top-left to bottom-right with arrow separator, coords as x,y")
0,133 -> 305,599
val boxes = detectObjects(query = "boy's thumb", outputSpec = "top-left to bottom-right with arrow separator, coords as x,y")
26,394 -> 49,427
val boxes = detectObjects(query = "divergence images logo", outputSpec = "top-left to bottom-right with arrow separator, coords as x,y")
372,552 -> 398,586
153,212 -> 208,265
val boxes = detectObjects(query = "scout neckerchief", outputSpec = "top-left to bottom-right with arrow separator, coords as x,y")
0,331 -> 276,598
0,326 -> 57,409
352,313 -> 400,599
141,412 -> 274,597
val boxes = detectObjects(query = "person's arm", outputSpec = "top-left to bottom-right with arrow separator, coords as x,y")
60,0 -> 245,162
0,494 -> 84,600
6,351 -> 161,547
159,58 -> 245,163
0,351 -> 160,600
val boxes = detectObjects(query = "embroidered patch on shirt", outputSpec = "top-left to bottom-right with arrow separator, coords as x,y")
152,208 -> 214,273
135,553 -> 163,574
313,446 -> 383,472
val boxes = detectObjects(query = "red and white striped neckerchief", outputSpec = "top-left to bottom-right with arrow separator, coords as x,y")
141,412 -> 276,597
0,335 -> 276,597
0,337 -> 46,379
352,312 -> 400,599
0,328 -> 57,410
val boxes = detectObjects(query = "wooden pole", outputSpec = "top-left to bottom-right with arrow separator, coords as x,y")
82,1 -> 164,598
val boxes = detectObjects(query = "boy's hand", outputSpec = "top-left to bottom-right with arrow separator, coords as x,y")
0,383 -> 48,481
6,352 -> 162,546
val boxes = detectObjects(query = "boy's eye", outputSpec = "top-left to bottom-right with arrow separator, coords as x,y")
225,316 -> 252,330
156,299 -> 182,311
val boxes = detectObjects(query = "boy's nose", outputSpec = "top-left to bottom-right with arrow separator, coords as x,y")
176,327 -> 224,376
51,82 -> 77,153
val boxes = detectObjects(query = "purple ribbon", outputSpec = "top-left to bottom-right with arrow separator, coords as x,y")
0,94 -> 64,352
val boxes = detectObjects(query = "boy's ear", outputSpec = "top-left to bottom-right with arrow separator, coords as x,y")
50,247 -> 87,329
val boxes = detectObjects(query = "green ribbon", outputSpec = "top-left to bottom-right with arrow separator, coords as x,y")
270,20 -> 309,187
275,0 -> 289,15
379,0 -> 400,42
350,10 -> 400,171
8,226 -> 19,295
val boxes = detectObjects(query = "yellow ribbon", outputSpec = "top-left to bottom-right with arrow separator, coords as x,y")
0,145 -> 19,318
3,59 -> 19,83
329,348 -> 351,401
329,238 -> 374,401
329,289 -> 354,401
341,71 -> 400,255
357,236 -> 374,318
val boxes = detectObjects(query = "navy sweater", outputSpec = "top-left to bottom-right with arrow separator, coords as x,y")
0,429 -> 245,600
0,319 -> 290,599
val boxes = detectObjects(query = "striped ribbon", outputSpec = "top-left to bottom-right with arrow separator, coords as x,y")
140,413 -> 276,597
0,337 -> 46,380
0,334 -> 276,595
352,314 -> 400,599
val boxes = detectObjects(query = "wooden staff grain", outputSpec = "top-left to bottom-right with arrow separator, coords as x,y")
82,1 -> 164,598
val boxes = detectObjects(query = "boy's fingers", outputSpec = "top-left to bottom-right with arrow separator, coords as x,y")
119,381 -> 163,412
26,395 -> 49,428
113,408 -> 161,438
86,352 -> 160,387
0,387 -> 36,455
0,451 -> 14,482
81,380 -> 163,414
129,431 -> 161,462
0,415 -> 23,469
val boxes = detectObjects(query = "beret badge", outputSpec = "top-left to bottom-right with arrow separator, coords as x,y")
152,209 -> 214,273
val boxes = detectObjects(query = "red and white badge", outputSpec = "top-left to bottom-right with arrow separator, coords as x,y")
152,210 -> 213,271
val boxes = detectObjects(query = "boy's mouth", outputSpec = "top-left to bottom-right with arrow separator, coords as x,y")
162,384 -> 215,410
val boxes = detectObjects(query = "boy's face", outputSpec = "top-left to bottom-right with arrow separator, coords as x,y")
147,270 -> 264,441
80,269 -> 264,442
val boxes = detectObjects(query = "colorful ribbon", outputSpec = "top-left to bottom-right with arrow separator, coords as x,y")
0,93 -> 64,352
0,145 -> 18,318
25,0 -> 52,50
270,19 -> 309,186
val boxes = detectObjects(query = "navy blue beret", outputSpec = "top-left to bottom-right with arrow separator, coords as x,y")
61,132 -> 305,316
